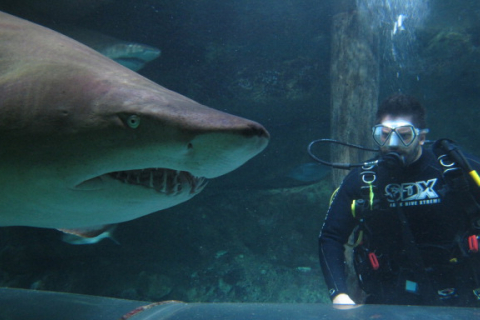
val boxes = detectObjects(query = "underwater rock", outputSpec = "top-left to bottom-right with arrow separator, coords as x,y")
421,30 -> 474,78
137,272 -> 173,301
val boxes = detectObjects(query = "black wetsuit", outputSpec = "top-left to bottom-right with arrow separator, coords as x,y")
319,148 -> 480,306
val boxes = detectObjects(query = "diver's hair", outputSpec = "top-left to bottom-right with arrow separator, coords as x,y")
376,94 -> 427,129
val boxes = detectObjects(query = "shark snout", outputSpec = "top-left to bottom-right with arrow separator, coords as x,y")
240,122 -> 270,139
186,126 -> 269,179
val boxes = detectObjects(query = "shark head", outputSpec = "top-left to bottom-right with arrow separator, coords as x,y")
0,11 -> 269,229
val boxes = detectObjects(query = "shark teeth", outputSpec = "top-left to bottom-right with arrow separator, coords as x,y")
108,169 -> 207,195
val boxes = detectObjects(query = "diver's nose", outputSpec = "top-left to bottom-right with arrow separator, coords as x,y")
387,132 -> 401,147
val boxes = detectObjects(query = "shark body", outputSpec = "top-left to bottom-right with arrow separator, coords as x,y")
0,12 -> 269,230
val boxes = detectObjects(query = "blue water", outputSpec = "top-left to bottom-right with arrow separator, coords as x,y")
357,0 -> 430,93
286,163 -> 330,182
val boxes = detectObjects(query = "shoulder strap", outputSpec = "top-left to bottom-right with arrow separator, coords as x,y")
433,139 -> 480,221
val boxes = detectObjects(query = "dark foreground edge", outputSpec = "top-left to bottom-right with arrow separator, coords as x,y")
0,287 -> 479,320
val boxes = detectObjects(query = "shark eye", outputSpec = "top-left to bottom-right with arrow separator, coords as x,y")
126,115 -> 141,129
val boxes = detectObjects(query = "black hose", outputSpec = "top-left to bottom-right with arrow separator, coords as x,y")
307,139 -> 379,170
308,138 -> 436,170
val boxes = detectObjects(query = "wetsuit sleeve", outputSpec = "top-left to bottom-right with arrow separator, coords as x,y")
318,171 -> 359,300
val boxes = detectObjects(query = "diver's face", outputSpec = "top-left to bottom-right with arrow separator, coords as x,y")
377,115 -> 426,165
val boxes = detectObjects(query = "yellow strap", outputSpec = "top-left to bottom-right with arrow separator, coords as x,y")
369,183 -> 374,210
469,170 -> 480,187
351,200 -> 356,218
348,172 -> 375,247
354,230 -> 364,247
346,230 -> 364,247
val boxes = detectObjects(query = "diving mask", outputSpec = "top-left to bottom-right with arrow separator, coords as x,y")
372,120 -> 428,147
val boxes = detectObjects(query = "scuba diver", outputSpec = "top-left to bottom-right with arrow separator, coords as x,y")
317,94 -> 480,306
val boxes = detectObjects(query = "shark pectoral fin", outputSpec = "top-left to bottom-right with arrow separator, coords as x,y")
59,224 -> 119,245
58,224 -> 115,238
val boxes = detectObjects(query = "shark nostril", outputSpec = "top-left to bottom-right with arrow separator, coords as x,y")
187,142 -> 193,149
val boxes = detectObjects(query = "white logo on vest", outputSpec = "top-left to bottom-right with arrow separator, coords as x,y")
385,178 -> 441,207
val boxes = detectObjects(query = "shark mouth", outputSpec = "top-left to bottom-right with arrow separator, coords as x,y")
108,168 -> 207,195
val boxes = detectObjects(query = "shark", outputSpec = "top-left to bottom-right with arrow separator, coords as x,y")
61,225 -> 119,245
0,11 -> 269,232
57,27 -> 161,71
